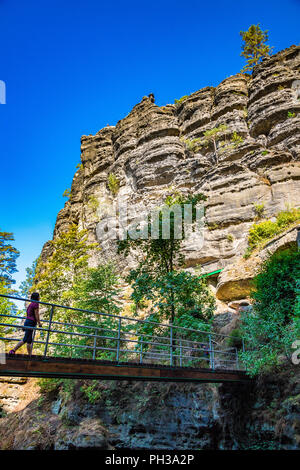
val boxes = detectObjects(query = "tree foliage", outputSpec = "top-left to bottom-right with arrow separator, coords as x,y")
0,230 -> 19,288
73,262 -> 121,315
240,24 -> 273,72
0,230 -> 19,349
0,281 -> 16,339
118,193 -> 215,338
70,263 -> 121,360
33,225 -> 123,360
240,248 -> 300,376
34,224 -> 97,306
19,259 -> 37,298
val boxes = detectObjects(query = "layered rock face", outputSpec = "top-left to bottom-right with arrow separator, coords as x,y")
42,45 -> 300,303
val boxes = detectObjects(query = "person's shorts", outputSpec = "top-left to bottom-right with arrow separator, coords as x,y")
23,319 -> 36,344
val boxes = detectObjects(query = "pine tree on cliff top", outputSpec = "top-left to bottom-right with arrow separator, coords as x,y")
0,230 -> 19,288
240,24 -> 273,72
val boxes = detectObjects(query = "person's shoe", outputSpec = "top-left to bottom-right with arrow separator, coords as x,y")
8,350 -> 15,355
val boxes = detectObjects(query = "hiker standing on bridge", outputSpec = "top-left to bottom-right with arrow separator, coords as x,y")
9,292 -> 42,356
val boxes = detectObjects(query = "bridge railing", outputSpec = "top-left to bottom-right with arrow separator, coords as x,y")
0,294 -> 244,370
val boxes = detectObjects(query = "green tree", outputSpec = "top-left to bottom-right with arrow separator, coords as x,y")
32,224 -> 99,357
118,193 -> 215,361
0,230 -> 19,349
202,124 -> 227,163
0,280 -> 16,340
34,224 -> 97,307
73,262 -> 121,315
241,248 -> 300,376
0,230 -> 20,288
240,24 -> 273,72
19,259 -> 37,298
70,263 -> 121,360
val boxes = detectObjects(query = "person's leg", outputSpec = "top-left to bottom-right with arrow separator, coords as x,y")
25,326 -> 35,355
11,340 -> 24,352
27,342 -> 33,355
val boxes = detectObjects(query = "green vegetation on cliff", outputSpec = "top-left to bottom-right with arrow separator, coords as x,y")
107,173 -> 120,196
244,207 -> 300,258
241,247 -> 300,376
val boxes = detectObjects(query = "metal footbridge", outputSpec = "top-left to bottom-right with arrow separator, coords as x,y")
0,294 -> 249,383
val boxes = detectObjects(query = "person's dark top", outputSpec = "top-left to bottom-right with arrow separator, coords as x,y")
26,302 -> 38,323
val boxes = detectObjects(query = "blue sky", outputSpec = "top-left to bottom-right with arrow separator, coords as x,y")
0,0 -> 299,290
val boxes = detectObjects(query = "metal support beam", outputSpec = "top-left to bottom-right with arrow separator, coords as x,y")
116,318 -> 121,362
44,305 -> 54,358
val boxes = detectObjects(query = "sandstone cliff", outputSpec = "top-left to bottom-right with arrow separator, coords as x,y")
41,45 -> 300,305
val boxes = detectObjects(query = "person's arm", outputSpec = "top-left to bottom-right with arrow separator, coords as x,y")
34,306 -> 42,327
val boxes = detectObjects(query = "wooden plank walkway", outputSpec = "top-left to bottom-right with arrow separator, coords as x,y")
0,354 -> 250,383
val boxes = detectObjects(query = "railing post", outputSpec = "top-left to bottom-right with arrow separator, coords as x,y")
44,305 -> 54,359
139,336 -> 143,364
209,335 -> 215,370
70,324 -> 73,359
93,327 -> 97,361
179,339 -> 182,367
116,318 -> 121,362
170,325 -> 173,367
235,347 -> 239,370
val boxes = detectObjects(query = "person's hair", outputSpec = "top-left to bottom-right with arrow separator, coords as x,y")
30,292 -> 40,302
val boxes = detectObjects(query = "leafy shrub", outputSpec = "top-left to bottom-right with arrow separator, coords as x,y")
62,188 -> 71,198
81,381 -> 102,403
276,207 -> 300,228
243,247 -> 252,259
88,195 -> 99,212
246,207 -> 300,254
248,220 -> 278,248
253,202 -> 265,220
202,124 -> 227,146
180,137 -> 203,153
231,131 -> 244,147
108,173 -> 120,195
37,378 -> 74,401
295,280 -> 300,317
227,328 -> 243,349
240,248 -> 300,376
287,111 -> 296,118
174,95 -> 188,105
38,378 -> 62,393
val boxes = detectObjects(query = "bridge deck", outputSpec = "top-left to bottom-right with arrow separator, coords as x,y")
0,354 -> 250,383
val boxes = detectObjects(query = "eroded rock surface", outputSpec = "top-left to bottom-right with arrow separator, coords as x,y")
1,369 -> 299,450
